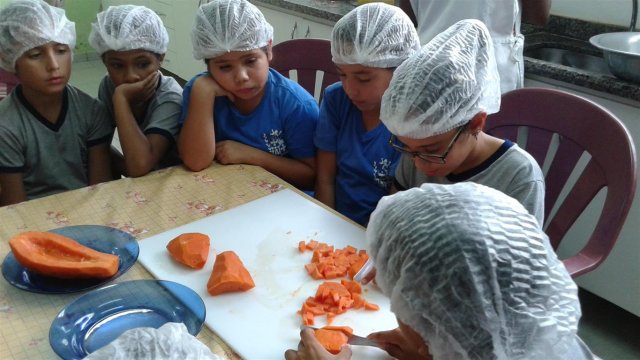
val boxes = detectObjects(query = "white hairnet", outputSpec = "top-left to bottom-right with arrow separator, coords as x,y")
191,0 -> 273,60
89,5 -> 169,56
380,19 -> 501,139
367,182 -> 582,360
331,3 -> 419,68
0,0 -> 75,73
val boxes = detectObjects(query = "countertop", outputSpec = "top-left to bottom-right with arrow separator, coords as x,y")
522,17 -> 640,103
252,0 -> 640,103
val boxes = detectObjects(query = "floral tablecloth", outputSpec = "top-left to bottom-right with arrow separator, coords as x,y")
0,163 -> 294,359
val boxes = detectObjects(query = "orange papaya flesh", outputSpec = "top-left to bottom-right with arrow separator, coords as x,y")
8,231 -> 119,279
207,251 -> 255,296
166,232 -> 210,269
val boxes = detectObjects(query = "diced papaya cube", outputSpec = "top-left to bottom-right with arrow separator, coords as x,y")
344,245 -> 357,254
351,293 -> 365,309
326,312 -> 336,325
363,301 -> 380,311
306,239 -> 319,250
341,279 -> 362,295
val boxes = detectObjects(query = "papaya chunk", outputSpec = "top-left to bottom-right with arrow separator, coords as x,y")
298,240 -> 369,280
207,251 -> 255,296
8,231 -> 119,279
298,280 -> 379,325
166,232 -> 210,269
313,326 -> 353,354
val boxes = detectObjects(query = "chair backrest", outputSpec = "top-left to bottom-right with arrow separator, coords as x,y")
485,87 -> 637,277
0,69 -> 19,100
270,38 -> 339,103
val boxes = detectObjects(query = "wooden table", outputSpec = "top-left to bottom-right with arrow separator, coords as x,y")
0,163 -> 300,359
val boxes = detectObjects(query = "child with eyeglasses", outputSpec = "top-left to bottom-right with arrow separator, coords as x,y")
381,19 -> 544,225
314,3 -> 419,226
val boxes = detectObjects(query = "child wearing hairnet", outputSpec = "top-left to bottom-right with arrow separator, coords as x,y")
178,0 -> 318,190
381,19 -> 544,225
0,0 -> 113,206
314,3 -> 419,226
0,1 -> 61,97
89,5 -> 183,178
286,182 -> 595,360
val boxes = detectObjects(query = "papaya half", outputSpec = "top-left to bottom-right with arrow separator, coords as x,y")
8,231 -> 119,279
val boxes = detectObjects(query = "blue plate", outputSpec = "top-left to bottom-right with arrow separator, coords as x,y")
49,280 -> 206,360
1,225 -> 139,294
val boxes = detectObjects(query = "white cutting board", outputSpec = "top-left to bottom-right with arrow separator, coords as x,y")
138,189 -> 397,359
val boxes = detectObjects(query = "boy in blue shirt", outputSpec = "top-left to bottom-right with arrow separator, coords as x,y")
314,3 -> 419,226
0,0 -> 113,206
179,0 -> 318,191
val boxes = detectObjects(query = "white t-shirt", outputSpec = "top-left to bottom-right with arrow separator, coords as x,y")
409,0 -> 524,93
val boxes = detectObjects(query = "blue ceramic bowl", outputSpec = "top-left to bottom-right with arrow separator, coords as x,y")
49,279 -> 206,360
2,225 -> 139,294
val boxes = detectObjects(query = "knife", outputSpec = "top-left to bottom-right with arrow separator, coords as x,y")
305,327 -> 382,349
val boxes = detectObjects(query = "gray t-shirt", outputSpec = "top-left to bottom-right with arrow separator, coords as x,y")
395,140 -> 545,225
98,74 -> 183,168
0,85 -> 113,200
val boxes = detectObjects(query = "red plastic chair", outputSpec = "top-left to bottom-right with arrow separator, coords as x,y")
270,38 -> 339,103
0,69 -> 19,100
485,87 -> 637,277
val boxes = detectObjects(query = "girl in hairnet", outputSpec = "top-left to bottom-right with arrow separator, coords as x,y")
178,0 -> 318,191
286,182 -> 595,360
314,3 -> 419,226
89,5 -> 183,178
0,0 -> 113,206
381,19 -> 544,225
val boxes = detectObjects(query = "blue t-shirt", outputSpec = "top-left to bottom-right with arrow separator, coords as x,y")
180,68 -> 318,160
314,82 -> 400,225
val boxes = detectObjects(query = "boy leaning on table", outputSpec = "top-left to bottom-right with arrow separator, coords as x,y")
0,0 -> 113,207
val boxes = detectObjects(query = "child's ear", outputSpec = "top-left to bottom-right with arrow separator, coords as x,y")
469,111 -> 487,132
266,39 -> 273,62
158,54 -> 165,63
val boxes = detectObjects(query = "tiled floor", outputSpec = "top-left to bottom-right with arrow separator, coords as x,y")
69,58 -> 640,360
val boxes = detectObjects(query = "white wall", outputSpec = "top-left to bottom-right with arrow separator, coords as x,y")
551,0 -> 634,27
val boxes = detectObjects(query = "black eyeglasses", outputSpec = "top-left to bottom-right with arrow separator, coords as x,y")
388,125 -> 467,164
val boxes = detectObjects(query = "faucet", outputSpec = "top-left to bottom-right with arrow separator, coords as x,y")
632,0 -> 638,31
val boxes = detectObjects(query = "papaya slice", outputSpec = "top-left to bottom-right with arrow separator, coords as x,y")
8,231 -> 119,279
313,326 -> 353,354
207,251 -> 255,296
166,232 -> 210,269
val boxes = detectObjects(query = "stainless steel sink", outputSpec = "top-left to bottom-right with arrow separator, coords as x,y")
524,47 -> 612,75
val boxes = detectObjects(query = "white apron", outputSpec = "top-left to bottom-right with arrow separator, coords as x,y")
409,0 -> 524,93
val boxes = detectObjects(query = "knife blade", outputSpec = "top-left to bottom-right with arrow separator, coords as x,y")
346,333 -> 381,348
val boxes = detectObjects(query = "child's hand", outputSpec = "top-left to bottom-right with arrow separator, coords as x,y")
367,327 -> 432,360
114,70 -> 159,106
214,140 -> 257,165
192,73 -> 235,102
284,327 -> 352,360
